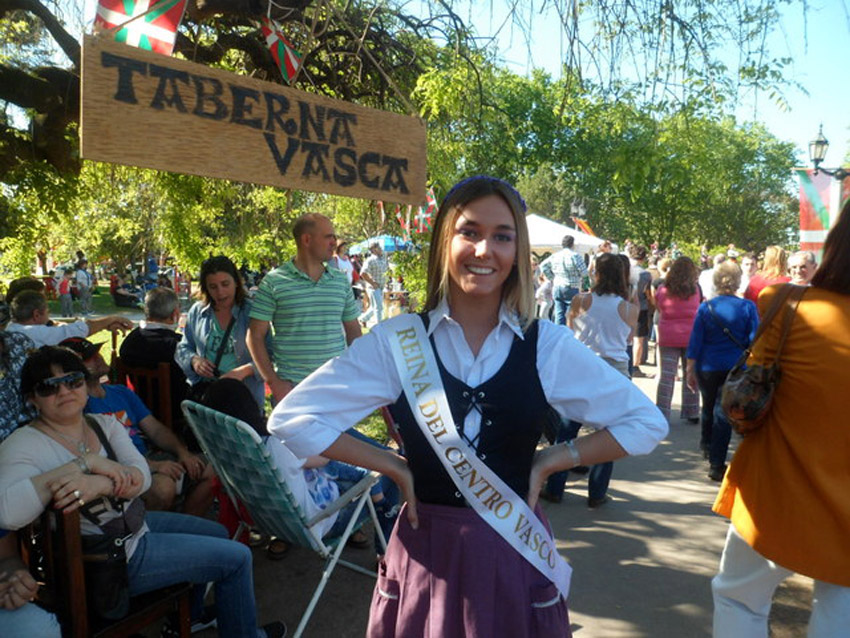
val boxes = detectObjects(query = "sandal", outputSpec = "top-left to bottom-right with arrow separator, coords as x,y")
266,537 -> 290,560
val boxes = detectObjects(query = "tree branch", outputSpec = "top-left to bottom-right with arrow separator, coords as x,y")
0,0 -> 80,66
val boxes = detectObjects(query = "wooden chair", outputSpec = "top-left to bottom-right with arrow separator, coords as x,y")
114,358 -> 174,429
20,507 -> 191,638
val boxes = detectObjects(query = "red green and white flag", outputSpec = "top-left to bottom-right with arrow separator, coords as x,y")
260,16 -> 303,84
795,169 -> 850,257
395,205 -> 411,241
94,0 -> 187,56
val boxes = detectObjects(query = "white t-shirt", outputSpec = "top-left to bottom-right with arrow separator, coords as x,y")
264,437 -> 340,539
6,321 -> 89,348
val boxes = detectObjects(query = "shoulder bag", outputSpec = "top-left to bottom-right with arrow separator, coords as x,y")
79,417 -> 147,620
720,284 -> 806,436
187,314 -> 236,402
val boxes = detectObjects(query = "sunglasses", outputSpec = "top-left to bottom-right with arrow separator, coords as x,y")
33,371 -> 86,397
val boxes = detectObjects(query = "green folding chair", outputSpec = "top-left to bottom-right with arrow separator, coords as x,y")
181,401 -> 387,638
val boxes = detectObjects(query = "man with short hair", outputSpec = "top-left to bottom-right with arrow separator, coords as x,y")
358,242 -> 390,327
5,290 -> 131,348
119,287 -> 188,423
247,213 -> 361,405
698,253 -> 727,301
737,253 -> 758,296
75,259 -> 94,316
62,337 -> 213,515
540,234 -> 588,325
788,251 -> 817,286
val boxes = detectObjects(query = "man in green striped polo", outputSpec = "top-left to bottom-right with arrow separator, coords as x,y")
247,213 -> 362,405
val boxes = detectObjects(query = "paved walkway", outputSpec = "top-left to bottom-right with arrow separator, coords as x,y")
200,356 -> 813,637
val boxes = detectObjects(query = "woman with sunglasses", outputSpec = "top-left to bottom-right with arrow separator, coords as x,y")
268,176 -> 667,637
0,346 -> 285,638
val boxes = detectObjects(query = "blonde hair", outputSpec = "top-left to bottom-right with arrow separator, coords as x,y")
713,261 -> 742,295
760,245 -> 787,279
423,176 -> 535,329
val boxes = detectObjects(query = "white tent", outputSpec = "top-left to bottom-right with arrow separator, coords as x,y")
525,213 -> 614,255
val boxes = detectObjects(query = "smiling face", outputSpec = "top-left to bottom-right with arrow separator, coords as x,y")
788,254 -> 814,285
446,194 -> 518,307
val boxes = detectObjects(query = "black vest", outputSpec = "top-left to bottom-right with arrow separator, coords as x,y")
388,316 -> 552,507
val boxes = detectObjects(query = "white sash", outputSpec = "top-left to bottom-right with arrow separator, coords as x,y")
387,313 -> 572,599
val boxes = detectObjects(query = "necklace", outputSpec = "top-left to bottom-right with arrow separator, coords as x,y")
39,419 -> 91,455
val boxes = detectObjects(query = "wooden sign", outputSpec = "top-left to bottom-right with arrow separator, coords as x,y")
80,35 -> 427,204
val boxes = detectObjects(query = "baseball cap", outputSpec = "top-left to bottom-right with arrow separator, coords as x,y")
59,337 -> 103,360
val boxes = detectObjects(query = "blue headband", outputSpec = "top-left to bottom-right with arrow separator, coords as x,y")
444,175 -> 527,213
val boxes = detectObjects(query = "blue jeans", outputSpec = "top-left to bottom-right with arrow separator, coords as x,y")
127,511 -> 261,638
546,419 -> 614,501
0,603 -> 61,637
697,369 -> 732,467
359,287 -> 384,325
553,285 -> 579,326
324,461 -> 400,543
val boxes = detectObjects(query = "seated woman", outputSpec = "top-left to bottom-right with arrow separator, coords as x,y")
0,346 -> 284,638
175,256 -> 267,409
203,378 -> 399,550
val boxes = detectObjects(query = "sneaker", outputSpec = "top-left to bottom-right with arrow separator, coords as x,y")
631,368 -> 654,379
191,605 -> 217,633
262,621 -> 288,638
161,606 -> 217,638
587,496 -> 609,508
708,465 -> 727,482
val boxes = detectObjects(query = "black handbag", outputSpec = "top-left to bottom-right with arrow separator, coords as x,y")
79,418 -> 147,620
720,284 -> 806,435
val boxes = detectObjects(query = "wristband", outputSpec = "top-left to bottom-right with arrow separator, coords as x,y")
563,440 -> 582,468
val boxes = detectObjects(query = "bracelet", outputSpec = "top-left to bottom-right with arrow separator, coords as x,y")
74,455 -> 90,474
563,440 -> 582,468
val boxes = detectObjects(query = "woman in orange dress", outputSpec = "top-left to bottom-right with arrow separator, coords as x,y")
711,201 -> 850,636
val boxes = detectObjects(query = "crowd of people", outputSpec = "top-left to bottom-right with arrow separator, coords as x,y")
0,181 -> 846,637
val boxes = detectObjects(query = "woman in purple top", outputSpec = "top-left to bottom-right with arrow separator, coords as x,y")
654,257 -> 701,422
686,262 -> 759,481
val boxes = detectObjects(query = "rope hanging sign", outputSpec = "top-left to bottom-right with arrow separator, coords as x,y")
80,35 -> 427,205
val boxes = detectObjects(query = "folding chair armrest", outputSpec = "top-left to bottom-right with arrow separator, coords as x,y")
304,472 -> 379,526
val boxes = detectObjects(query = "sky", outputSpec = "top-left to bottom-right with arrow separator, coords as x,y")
73,0 -> 848,166
452,0 -> 850,167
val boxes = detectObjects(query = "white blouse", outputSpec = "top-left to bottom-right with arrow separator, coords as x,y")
269,299 -> 667,460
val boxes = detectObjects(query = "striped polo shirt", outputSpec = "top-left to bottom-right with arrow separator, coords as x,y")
250,260 -> 359,383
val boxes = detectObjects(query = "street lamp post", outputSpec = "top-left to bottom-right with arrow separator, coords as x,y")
808,125 -> 849,180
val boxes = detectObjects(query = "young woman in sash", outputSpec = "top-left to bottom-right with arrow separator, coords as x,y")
268,176 -> 667,637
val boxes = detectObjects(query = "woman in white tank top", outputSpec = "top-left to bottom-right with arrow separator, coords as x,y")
569,253 -> 639,376
541,253 -> 639,506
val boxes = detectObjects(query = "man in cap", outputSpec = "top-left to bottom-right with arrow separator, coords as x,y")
61,337 -> 213,516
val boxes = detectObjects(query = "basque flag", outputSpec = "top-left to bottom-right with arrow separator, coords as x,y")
260,16 -> 303,84
95,0 -> 187,56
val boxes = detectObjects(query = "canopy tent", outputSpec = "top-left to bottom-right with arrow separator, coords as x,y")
348,235 -> 412,255
525,213 -> 615,255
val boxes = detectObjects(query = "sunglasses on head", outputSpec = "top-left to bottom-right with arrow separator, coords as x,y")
33,371 -> 86,397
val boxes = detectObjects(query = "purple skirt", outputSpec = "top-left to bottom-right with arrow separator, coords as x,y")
367,502 -> 571,638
